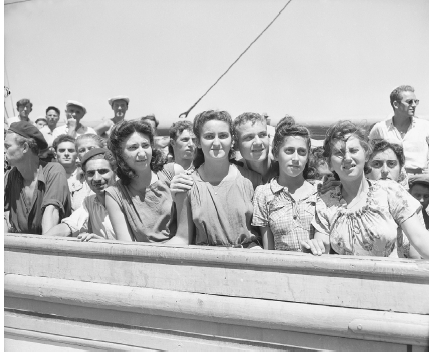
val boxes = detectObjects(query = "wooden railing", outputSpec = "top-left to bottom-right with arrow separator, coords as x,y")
4,233 -> 429,352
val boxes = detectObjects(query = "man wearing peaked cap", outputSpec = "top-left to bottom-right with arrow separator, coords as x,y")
94,96 -> 130,140
52,100 -> 97,140
4,121 -> 71,235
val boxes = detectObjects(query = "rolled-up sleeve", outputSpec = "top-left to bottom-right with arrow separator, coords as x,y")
252,185 -> 269,227
61,206 -> 89,237
41,163 -> 71,219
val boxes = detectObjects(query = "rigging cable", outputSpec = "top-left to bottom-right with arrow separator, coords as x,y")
179,0 -> 294,118
4,67 -> 16,116
4,0 -> 32,6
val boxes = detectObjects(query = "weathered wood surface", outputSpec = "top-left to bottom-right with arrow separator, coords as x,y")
4,233 -> 429,352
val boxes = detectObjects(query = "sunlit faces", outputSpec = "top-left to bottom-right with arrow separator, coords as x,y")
198,120 -> 232,160
84,159 -> 115,195
171,129 -> 196,161
17,104 -> 32,119
121,132 -> 153,172
410,184 -> 429,209
35,120 -> 47,130
65,104 -> 85,121
235,120 -> 269,161
4,133 -> 25,166
394,91 -> 418,118
112,100 -> 128,118
330,135 -> 368,181
366,149 -> 401,182
46,109 -> 60,128
55,142 -> 77,168
76,138 -> 101,161
275,136 -> 309,178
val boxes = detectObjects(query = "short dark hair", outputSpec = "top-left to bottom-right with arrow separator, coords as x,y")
390,85 -> 415,108
108,120 -> 164,185
272,120 -> 312,178
141,114 -> 159,128
168,120 -> 193,157
369,139 -> 405,169
46,106 -> 60,115
82,151 -> 117,173
16,98 -> 32,110
192,110 -> 235,169
52,134 -> 75,152
232,112 -> 266,148
307,146 -> 328,180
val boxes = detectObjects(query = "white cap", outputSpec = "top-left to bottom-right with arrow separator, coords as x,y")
108,96 -> 130,106
66,100 -> 87,115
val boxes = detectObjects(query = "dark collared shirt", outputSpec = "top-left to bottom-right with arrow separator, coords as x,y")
4,161 -> 71,234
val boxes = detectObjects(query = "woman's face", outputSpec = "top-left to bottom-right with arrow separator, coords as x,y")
366,148 -> 401,182
276,136 -> 309,178
198,120 -> 232,161
330,135 -> 368,182
121,132 -> 152,172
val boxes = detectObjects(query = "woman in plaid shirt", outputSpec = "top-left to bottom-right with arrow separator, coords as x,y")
252,122 -> 319,251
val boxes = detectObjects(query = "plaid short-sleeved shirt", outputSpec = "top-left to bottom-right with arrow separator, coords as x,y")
252,178 -> 318,251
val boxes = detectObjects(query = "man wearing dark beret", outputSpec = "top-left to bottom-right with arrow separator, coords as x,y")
4,121 -> 72,234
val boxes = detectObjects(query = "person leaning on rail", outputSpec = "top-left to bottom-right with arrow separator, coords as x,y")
105,120 -> 176,242
4,121 -> 71,234
252,121 -> 319,252
302,120 -> 429,259
44,148 -> 117,241
166,110 -> 262,248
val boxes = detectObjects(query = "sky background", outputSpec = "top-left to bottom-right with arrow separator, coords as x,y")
3,0 -> 429,131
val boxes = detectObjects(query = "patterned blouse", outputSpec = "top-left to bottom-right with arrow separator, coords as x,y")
312,179 -> 421,257
252,178 -> 319,252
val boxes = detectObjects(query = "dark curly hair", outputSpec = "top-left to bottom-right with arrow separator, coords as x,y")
367,139 -> 405,173
52,134 -> 75,152
323,120 -> 372,178
107,120 -> 164,185
192,110 -> 236,169
272,120 -> 312,179
232,112 -> 266,149
276,114 -> 296,131
168,120 -> 193,158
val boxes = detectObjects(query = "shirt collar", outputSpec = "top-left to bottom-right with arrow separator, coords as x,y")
388,116 -> 415,128
270,177 -> 318,202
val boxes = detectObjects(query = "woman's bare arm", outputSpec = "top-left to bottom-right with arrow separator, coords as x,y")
105,194 -> 133,242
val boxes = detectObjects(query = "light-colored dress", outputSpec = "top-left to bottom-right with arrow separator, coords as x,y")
313,179 -> 421,257
187,164 -> 262,247
252,178 -> 319,251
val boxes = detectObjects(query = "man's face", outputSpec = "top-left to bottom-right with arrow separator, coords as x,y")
4,132 -> 25,166
65,104 -> 85,122
394,91 -> 418,118
85,158 -> 115,197
17,103 -> 32,119
112,100 -> 128,118
36,120 -> 47,130
235,120 -> 269,162
410,184 -> 429,210
76,138 -> 100,161
171,129 -> 196,161
46,109 -> 60,128
55,141 -> 77,168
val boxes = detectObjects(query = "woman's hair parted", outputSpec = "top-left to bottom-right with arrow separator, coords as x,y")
192,110 -> 235,169
272,120 -> 312,179
108,120 -> 165,185
323,120 -> 372,176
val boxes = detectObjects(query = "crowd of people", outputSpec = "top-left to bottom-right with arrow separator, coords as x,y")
4,85 -> 429,259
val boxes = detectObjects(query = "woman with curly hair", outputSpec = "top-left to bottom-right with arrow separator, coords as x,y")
105,120 -> 176,242
167,110 -> 262,247
304,120 -> 429,259
252,121 -> 318,251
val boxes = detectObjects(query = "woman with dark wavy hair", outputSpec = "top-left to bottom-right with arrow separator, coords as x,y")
105,120 -> 176,242
304,120 -> 429,259
167,110 -> 262,247
252,121 -> 318,251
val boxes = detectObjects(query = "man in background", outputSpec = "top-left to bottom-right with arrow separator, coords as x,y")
369,85 -> 429,174
94,96 -> 130,139
7,98 -> 33,126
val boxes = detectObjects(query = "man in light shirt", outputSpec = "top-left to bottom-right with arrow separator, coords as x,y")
52,100 -> 96,139
44,148 -> 117,241
369,85 -> 429,174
